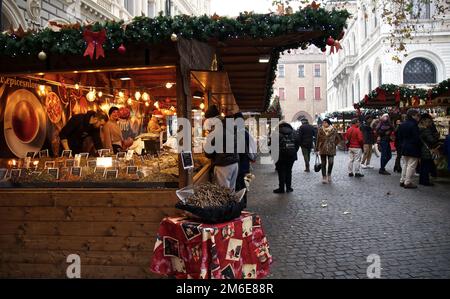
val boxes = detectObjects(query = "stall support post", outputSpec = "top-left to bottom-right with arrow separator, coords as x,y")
176,66 -> 193,188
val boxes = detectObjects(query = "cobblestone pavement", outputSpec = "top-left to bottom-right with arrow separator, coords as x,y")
248,151 -> 450,279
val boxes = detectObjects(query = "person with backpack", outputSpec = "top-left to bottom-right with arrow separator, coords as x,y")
345,118 -> 365,177
316,119 -> 340,184
297,118 -> 316,172
272,122 -> 300,194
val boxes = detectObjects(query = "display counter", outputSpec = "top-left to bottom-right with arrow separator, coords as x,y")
0,160 -> 210,278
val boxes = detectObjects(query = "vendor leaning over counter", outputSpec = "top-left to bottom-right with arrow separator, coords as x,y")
59,110 -> 108,155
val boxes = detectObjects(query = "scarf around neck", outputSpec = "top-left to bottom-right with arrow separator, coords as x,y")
322,126 -> 334,136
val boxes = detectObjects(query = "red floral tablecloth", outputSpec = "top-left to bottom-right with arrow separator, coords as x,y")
150,211 -> 272,279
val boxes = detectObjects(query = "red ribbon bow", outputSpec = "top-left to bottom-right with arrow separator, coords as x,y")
376,88 -> 386,102
394,90 -> 401,103
83,28 -> 107,60
329,41 -> 342,55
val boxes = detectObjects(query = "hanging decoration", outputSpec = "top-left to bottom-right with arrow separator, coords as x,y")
38,50 -> 47,61
83,28 -> 107,60
118,44 -> 127,55
170,33 -> 178,42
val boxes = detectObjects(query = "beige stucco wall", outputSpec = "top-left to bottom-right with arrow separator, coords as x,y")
273,47 -> 328,126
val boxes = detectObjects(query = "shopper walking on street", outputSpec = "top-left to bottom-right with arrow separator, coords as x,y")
316,119 -> 340,184
346,118 -> 365,177
418,113 -> 440,186
377,113 -> 394,175
361,115 -> 375,169
393,118 -> 404,173
273,122 -> 300,194
297,118 -> 315,172
397,109 -> 421,189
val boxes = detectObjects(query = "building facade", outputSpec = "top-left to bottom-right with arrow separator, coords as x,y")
326,0 -> 450,113
273,46 -> 328,126
1,0 -> 211,31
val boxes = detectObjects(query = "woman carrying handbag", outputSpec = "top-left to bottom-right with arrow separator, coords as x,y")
315,119 -> 341,184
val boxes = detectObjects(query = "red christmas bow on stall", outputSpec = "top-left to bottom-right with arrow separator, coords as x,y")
394,89 -> 401,103
376,87 -> 386,102
83,28 -> 107,60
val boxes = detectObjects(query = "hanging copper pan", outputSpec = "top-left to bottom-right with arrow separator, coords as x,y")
3,89 -> 47,158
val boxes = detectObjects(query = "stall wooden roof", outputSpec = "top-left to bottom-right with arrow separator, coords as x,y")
214,31 -> 322,112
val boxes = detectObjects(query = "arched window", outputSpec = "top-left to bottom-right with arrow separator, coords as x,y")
368,72 -> 372,92
403,58 -> 436,84
352,83 -> 355,103
363,7 -> 368,39
356,78 -> 360,101
378,64 -> 382,86
1,13 -> 11,31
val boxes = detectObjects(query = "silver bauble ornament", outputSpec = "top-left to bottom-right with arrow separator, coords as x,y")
171,33 -> 178,42
38,51 -> 47,61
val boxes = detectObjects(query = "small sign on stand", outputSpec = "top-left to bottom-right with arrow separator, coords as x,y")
48,168 -> 59,180
61,150 -> 72,158
71,167 -> 82,177
180,151 -> 194,170
39,149 -> 49,158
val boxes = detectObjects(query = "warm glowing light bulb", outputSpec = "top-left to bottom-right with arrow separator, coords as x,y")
119,91 -> 124,98
142,92 -> 150,101
127,98 -> 132,105
199,103 -> 205,110
86,89 -> 96,102
154,101 -> 160,109
98,91 -> 103,98
75,84 -> 79,90
135,91 -> 141,101
165,82 -> 173,89
145,102 -> 150,107
221,112 -> 225,117
39,85 -> 46,93
201,111 -> 205,116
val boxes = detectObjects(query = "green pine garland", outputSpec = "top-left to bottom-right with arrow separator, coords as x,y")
0,8 -> 350,111
0,8 -> 349,57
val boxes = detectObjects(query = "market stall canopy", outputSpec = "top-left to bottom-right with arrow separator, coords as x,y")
357,80 -> 450,109
191,70 -> 238,113
0,7 -> 350,112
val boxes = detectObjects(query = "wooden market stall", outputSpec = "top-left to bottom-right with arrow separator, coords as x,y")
0,8 -> 349,278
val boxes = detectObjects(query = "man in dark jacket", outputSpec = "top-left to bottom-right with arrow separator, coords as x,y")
397,109 -> 421,189
205,117 -> 240,190
360,115 -> 375,169
273,122 -> 300,194
297,118 -> 315,172
59,111 -> 108,155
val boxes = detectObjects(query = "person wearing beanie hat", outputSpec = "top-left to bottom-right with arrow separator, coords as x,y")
376,113 -> 394,175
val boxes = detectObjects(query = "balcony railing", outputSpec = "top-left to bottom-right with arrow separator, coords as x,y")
97,0 -> 113,12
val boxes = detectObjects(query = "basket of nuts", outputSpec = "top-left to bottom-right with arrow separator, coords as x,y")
175,183 -> 246,223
